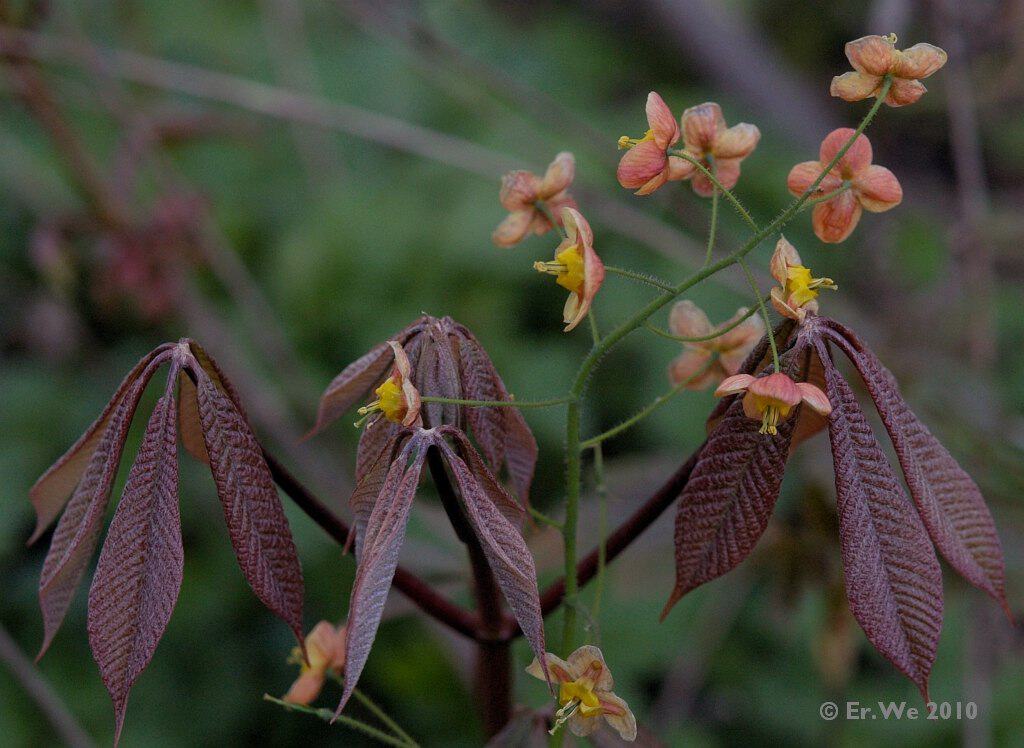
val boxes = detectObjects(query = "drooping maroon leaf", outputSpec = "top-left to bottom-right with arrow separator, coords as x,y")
819,342 -> 943,699
454,334 -> 508,471
37,352 -> 170,657
435,437 -> 546,671
87,392 -> 183,745
416,322 -> 462,428
664,349 -> 804,618
824,321 -> 1009,616
443,427 -> 525,528
355,418 -> 401,482
177,369 -> 208,464
452,328 -> 539,505
195,367 -> 304,643
349,432 -> 409,560
29,344 -> 173,543
339,441 -> 427,715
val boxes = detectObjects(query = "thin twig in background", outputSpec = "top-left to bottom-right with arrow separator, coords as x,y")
259,0 -> 341,186
0,623 -> 93,748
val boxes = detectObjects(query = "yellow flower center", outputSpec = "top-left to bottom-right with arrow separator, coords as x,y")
534,246 -> 585,294
375,378 -> 405,422
558,680 -> 603,716
617,129 -> 655,150
357,377 -> 406,425
785,265 -> 837,307
749,394 -> 794,436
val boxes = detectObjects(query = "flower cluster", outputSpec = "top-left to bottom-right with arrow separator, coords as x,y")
831,34 -> 948,107
667,300 -> 764,389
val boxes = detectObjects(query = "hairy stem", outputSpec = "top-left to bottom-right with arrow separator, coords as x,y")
643,301 -> 765,343
670,151 -> 758,233
737,256 -> 779,369
704,187 -> 720,267
603,265 -> 675,292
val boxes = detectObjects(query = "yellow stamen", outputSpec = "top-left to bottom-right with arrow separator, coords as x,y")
759,406 -> 781,435
549,677 -> 604,735
785,265 -> 837,307
883,32 -> 898,45
534,246 -> 585,294
617,129 -> 656,150
356,377 -> 406,424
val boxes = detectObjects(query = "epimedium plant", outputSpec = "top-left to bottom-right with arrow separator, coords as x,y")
25,31 -> 1013,745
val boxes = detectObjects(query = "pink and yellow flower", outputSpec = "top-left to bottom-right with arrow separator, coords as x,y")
667,102 -> 761,197
526,645 -> 637,741
831,34 -> 947,108
667,300 -> 765,389
356,341 -> 421,427
493,152 -> 577,247
715,372 -> 832,436
283,621 -> 347,706
787,129 -> 902,243
533,208 -> 605,332
616,92 -> 681,195
768,237 -> 837,323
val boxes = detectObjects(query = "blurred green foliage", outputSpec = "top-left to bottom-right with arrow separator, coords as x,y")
1,1 -> 1021,745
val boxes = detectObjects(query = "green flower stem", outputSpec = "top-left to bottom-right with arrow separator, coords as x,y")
798,182 -> 852,209
419,395 -> 572,409
579,359 -> 715,450
643,300 -> 767,343
603,265 -> 676,292
704,187 -> 720,267
736,256 -> 779,370
535,200 -> 567,239
669,151 -> 759,233
529,506 -> 564,530
262,695 -> 416,747
590,442 -> 608,627
342,680 -> 418,747
556,83 -> 891,652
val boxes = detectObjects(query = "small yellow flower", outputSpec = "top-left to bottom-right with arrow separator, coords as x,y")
283,621 -> 347,706
768,237 -> 837,323
533,208 -> 605,332
356,341 -> 421,427
526,645 -> 637,741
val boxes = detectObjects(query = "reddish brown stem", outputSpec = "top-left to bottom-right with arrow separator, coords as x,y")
426,448 -> 511,737
261,448 -> 481,640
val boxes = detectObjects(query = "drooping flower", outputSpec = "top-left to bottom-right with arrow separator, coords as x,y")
526,645 -> 637,741
667,102 -> 761,197
284,621 -> 347,706
493,152 -> 577,247
768,237 -> 837,323
831,34 -> 948,107
533,208 -> 605,332
667,300 -> 765,389
355,341 -> 421,428
714,371 -> 832,436
616,92 -> 680,195
787,129 -> 902,243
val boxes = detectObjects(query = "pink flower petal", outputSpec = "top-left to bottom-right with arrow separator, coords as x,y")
892,43 -> 948,79
819,128 -> 873,178
845,35 -> 897,76
714,123 -> 760,160
669,299 -> 713,339
770,286 -> 802,323
635,170 -> 669,196
830,71 -> 882,102
616,141 -> 668,190
787,161 -> 829,197
491,209 -> 534,247
854,165 -> 903,212
811,191 -> 863,243
714,373 -> 755,397
796,382 -> 832,415
669,349 -> 718,390
769,236 -> 802,285
538,151 -> 576,199
748,372 -> 801,407
645,91 -> 680,148
498,170 -> 540,210
885,77 -> 927,107
681,102 -> 725,153
666,153 -> 697,181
